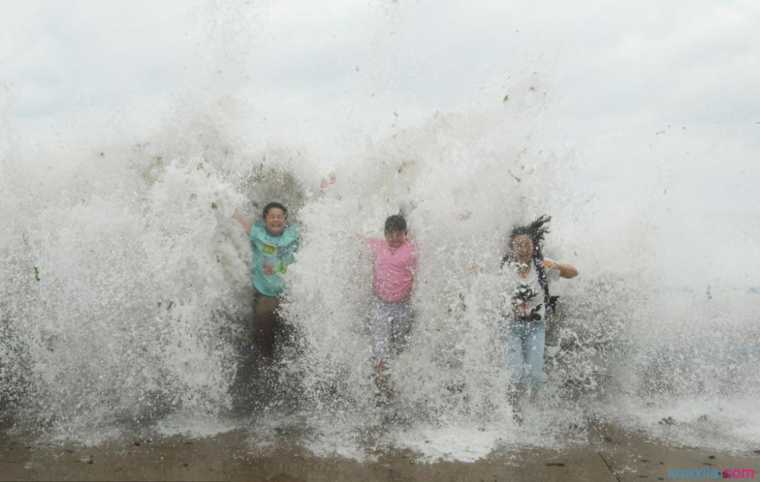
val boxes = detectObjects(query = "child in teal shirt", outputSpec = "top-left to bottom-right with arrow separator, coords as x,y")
234,202 -> 299,363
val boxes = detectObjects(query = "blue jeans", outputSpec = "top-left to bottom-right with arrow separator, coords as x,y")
503,321 -> 546,387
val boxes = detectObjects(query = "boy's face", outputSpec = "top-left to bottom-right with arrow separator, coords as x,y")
264,207 -> 287,236
385,229 -> 406,249
511,234 -> 534,262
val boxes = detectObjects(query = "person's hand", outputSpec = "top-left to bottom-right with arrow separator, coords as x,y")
320,173 -> 336,191
465,263 -> 481,274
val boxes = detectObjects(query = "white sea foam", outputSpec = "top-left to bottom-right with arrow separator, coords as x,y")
1,0 -> 758,460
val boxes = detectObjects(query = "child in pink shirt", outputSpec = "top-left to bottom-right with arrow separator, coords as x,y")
366,214 -> 417,397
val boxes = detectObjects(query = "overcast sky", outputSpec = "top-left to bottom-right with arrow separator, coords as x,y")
3,1 -> 758,137
2,0 -> 759,285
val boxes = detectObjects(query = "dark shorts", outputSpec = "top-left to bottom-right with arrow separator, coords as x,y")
252,290 -> 282,361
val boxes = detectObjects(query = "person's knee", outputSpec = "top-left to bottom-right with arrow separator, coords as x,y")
255,300 -> 275,319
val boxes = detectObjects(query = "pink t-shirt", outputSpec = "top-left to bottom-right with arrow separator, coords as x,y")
367,238 -> 417,303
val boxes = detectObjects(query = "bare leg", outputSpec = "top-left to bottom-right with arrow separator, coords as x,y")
375,301 -> 411,404
373,359 -> 395,404
253,292 -> 280,364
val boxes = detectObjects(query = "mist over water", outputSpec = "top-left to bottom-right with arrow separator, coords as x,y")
2,0 -> 759,460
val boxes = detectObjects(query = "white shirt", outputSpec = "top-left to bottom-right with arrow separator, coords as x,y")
500,259 -> 560,323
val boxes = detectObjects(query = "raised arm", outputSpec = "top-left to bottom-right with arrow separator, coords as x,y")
320,172 -> 336,191
232,208 -> 253,234
543,259 -> 578,279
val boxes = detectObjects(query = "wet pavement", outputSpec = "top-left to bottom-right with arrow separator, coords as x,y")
1,422 -> 758,482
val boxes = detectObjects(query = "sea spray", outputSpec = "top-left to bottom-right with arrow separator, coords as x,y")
0,147 -> 250,440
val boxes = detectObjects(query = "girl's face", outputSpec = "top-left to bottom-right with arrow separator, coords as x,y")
264,207 -> 287,236
385,229 -> 406,249
511,234 -> 534,263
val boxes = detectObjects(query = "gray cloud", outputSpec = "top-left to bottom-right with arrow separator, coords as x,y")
2,0 -> 759,286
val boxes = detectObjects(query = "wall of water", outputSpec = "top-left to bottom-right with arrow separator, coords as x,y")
2,0 -> 758,456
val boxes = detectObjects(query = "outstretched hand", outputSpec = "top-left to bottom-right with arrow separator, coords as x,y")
232,208 -> 252,233
320,173 -> 337,191
543,259 -> 578,279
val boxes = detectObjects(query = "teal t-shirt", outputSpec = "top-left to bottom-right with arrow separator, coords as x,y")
249,221 -> 299,297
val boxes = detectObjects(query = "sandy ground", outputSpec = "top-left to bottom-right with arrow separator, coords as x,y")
1,422 -> 758,482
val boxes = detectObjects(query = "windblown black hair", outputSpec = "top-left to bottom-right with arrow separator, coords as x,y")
501,214 -> 559,315
509,214 -> 551,248
501,215 -> 551,265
